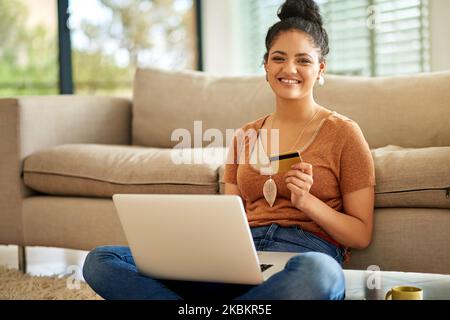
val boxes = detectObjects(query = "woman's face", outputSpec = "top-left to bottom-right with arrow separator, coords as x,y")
264,30 -> 325,101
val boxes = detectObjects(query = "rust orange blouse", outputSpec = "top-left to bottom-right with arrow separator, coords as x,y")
223,111 -> 376,254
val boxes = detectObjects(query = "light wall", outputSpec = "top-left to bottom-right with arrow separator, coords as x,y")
201,0 -> 243,75
429,0 -> 450,72
202,0 -> 450,75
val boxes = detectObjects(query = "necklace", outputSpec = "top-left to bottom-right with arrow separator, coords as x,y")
262,107 -> 322,207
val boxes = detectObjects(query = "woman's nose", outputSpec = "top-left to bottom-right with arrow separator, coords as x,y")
282,61 -> 298,74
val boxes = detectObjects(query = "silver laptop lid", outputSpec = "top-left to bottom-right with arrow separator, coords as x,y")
112,194 -> 264,284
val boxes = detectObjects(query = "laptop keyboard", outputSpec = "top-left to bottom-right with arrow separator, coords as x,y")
260,264 -> 274,272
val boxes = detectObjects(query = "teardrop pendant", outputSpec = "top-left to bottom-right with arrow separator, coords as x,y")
263,176 -> 277,207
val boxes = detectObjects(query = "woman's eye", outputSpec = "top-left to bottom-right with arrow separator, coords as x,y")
271,57 -> 310,64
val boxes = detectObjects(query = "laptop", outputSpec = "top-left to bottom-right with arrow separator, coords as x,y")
112,194 -> 299,285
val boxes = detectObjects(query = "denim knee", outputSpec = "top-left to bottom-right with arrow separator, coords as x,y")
83,246 -> 103,284
285,252 -> 346,300
82,246 -> 122,284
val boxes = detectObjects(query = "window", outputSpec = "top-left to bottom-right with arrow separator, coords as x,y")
0,0 -> 59,96
241,0 -> 430,76
69,0 -> 198,96
0,0 -> 200,97
239,0 -> 282,75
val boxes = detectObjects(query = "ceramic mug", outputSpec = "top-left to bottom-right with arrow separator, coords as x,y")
385,286 -> 423,300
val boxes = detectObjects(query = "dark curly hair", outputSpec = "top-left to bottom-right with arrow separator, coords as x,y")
263,0 -> 329,64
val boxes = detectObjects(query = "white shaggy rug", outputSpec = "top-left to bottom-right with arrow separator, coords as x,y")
0,266 -> 102,300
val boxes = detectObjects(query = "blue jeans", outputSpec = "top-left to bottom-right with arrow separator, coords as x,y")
83,224 -> 346,300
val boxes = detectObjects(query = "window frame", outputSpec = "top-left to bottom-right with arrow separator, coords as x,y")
57,0 -> 73,94
57,0 -> 203,95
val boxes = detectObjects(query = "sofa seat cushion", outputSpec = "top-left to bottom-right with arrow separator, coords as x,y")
23,144 -> 226,197
371,145 -> 450,208
218,146 -> 450,209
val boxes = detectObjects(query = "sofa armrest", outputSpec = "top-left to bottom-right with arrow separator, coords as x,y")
0,95 -> 132,245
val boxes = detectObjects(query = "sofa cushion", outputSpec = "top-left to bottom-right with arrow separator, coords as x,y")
23,144 -> 226,197
314,72 -> 450,149
133,67 -> 275,148
371,145 -> 450,208
23,144 -> 450,209
218,146 -> 450,209
133,67 -> 450,149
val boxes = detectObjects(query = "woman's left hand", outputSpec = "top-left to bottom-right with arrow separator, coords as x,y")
285,162 -> 314,210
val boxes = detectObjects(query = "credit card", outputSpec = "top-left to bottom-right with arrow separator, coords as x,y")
269,151 -> 303,174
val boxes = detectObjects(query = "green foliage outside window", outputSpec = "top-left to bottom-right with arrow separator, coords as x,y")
0,0 -> 58,96
0,0 -> 196,97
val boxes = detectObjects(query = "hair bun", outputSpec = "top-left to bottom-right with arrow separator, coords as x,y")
277,0 -> 323,26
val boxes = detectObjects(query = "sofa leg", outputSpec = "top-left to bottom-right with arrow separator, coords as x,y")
18,245 -> 27,274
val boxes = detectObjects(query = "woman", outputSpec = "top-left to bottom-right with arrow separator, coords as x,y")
83,0 -> 375,300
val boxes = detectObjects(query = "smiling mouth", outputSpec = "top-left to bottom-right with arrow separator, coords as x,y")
278,78 -> 301,85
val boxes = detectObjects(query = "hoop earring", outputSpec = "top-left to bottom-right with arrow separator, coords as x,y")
318,75 -> 325,86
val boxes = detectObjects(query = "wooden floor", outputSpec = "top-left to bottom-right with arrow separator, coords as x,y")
0,245 -> 89,280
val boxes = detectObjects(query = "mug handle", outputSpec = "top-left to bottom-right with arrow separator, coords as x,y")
385,289 -> 393,300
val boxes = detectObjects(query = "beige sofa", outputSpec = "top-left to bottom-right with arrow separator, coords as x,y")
1,68 -> 449,274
